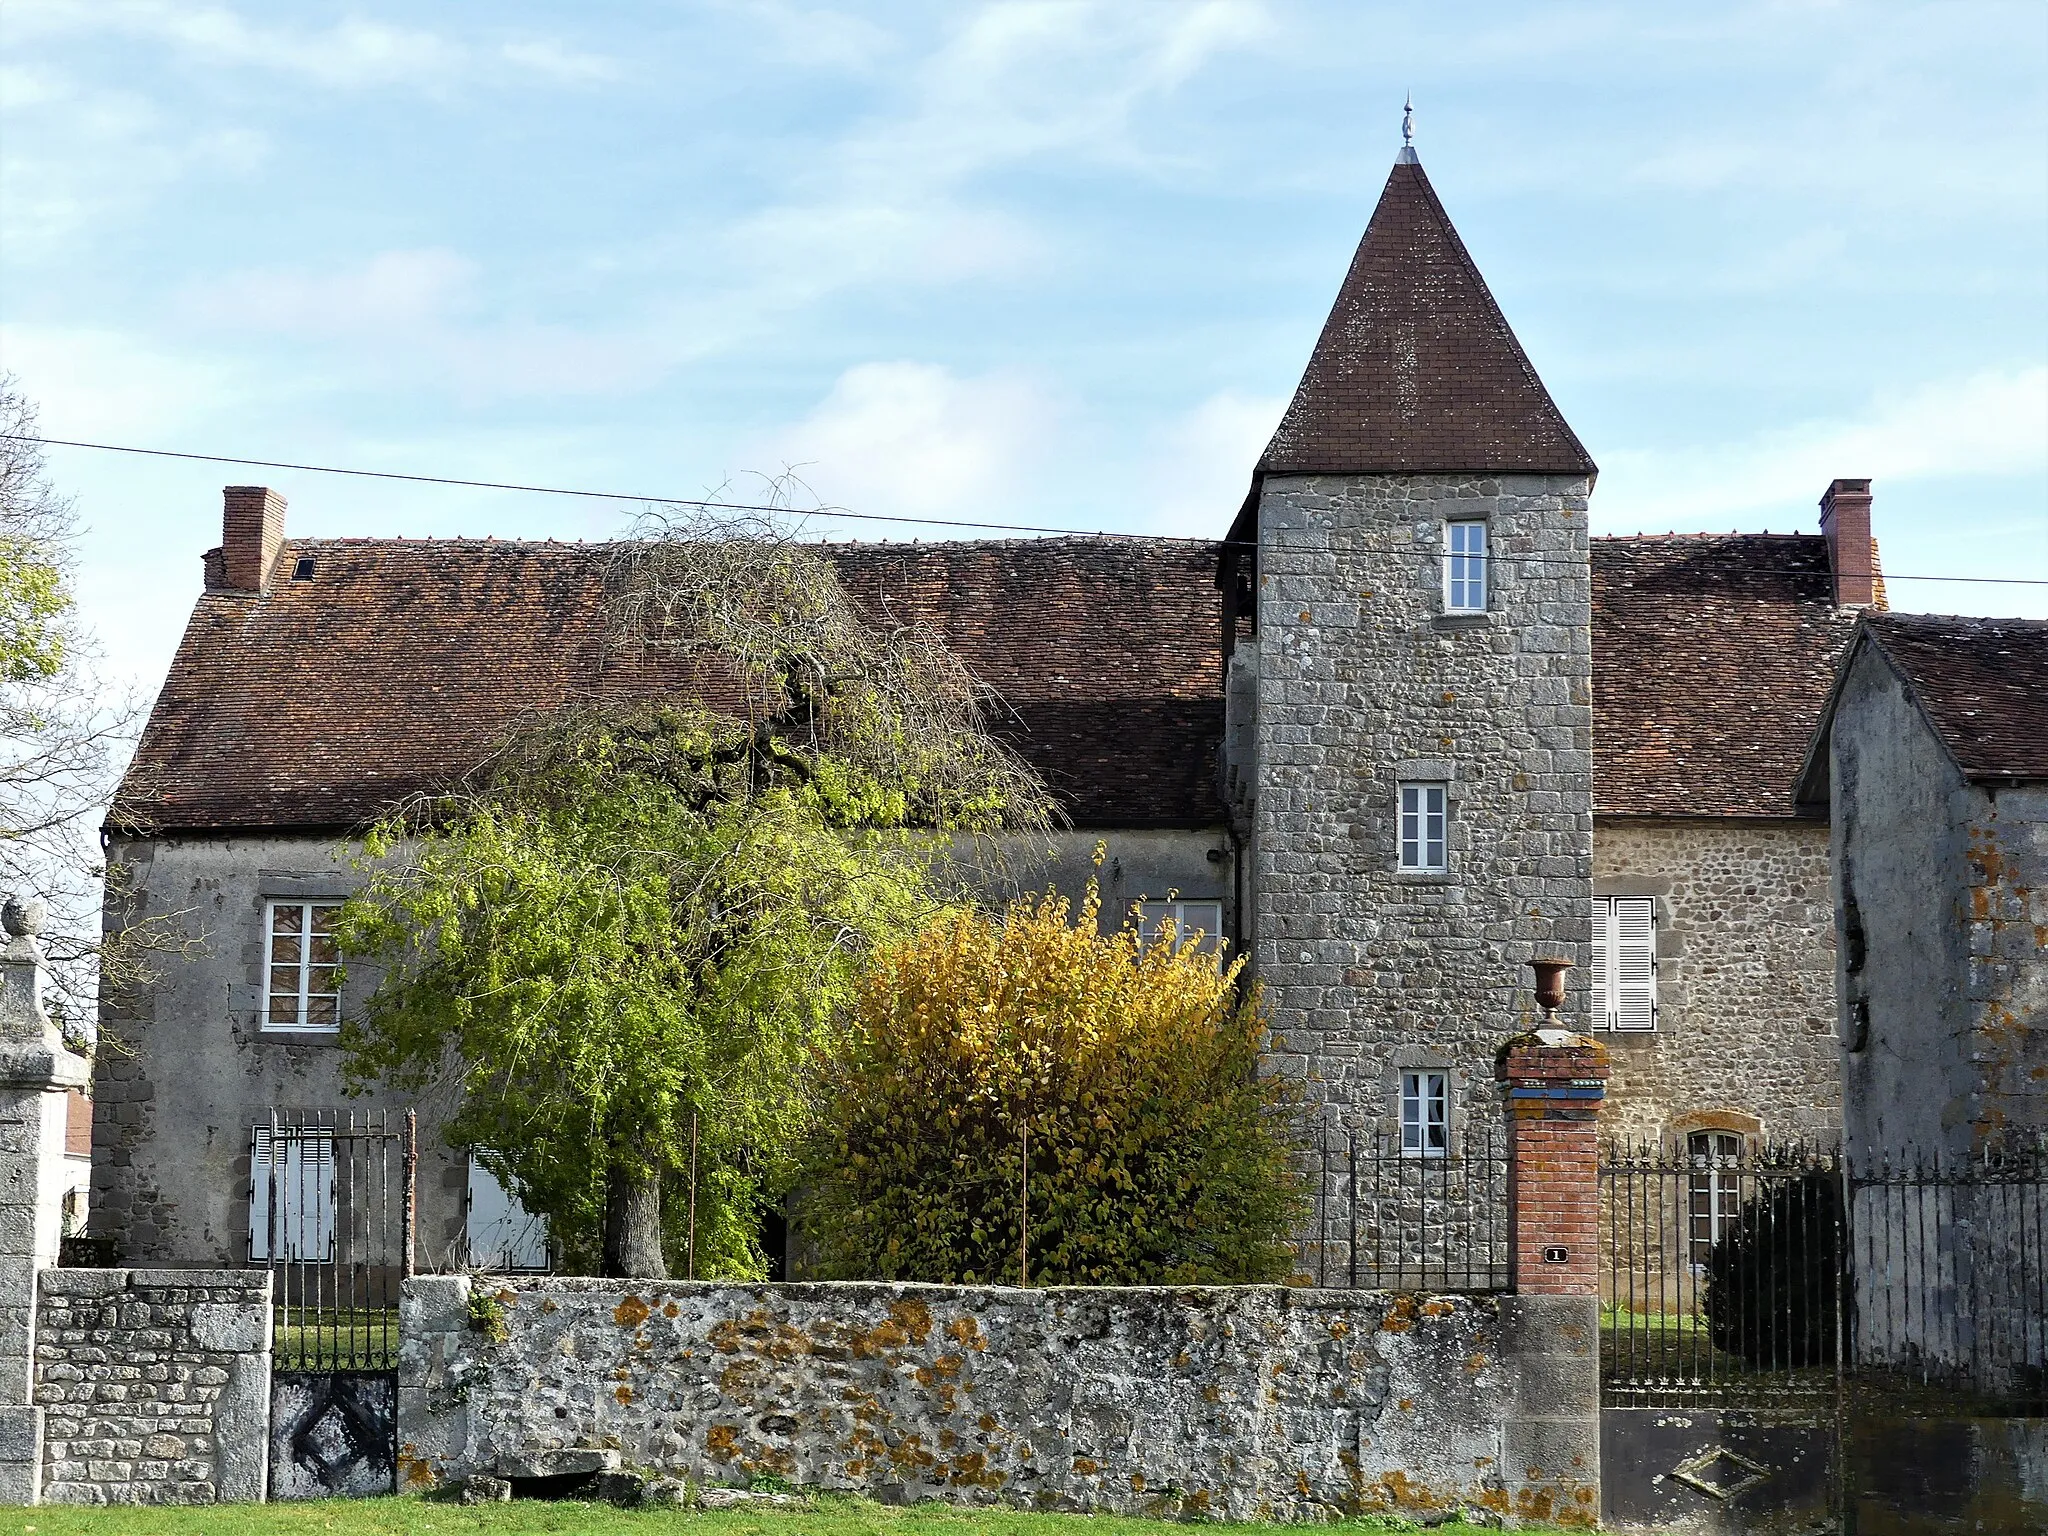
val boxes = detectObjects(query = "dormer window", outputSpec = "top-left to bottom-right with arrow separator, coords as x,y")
1444,521 -> 1487,612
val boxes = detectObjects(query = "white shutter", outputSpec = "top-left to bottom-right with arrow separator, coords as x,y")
1590,898 -> 1614,1029
250,1128 -> 335,1262
1613,898 -> 1657,1031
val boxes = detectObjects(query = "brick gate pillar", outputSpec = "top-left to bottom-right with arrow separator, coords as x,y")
1495,1027 -> 1609,1527
1500,1028 -> 1609,1294
0,898 -> 91,1504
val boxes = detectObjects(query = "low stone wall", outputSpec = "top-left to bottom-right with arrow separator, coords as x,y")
33,1268 -> 270,1506
400,1278 -> 1598,1527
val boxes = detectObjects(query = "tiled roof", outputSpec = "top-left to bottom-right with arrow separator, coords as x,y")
123,528 -> 1866,834
1864,612 -> 2048,782
1258,157 -> 1596,478
1591,534 -> 1860,818
118,538 -> 1229,833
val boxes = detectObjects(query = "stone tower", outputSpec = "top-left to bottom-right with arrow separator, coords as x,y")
1220,141 -> 1597,1189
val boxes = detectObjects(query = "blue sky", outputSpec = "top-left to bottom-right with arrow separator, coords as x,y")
3,1 -> 2044,698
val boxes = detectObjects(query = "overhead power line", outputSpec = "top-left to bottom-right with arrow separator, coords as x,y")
10,432 -> 2046,587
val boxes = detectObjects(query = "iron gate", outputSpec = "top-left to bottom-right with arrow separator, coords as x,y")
1598,1135 -> 2046,1531
256,1108 -> 415,1499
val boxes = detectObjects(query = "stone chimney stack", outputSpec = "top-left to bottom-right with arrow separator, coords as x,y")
218,486 -> 287,594
1819,478 -> 1875,608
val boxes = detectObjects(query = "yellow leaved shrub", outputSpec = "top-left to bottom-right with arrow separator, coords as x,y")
804,884 -> 1308,1285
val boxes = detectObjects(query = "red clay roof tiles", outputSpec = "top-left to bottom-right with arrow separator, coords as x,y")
1258,158 -> 1596,478
1592,534 -> 1860,818
1862,612 -> 2048,783
119,537 -> 1229,833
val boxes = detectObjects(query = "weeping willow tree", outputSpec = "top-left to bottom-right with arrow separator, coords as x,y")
335,512 -> 1056,1277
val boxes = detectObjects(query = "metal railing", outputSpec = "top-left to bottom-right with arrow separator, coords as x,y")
1297,1121 -> 1509,1292
1847,1137 -> 2046,1413
254,1109 -> 415,1372
1600,1138 -> 1842,1409
1599,1135 -> 2047,1415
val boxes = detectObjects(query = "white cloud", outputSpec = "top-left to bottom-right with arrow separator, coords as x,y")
735,2 -> 899,72
0,324 -> 250,442
1599,367 -> 2048,528
498,39 -> 619,84
762,361 -> 1061,522
184,250 -> 478,337
0,68 -> 267,256
722,1 -> 1274,309
1141,389 -> 1285,535
6,2 -> 615,90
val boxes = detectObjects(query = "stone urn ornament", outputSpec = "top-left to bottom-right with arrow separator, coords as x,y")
1527,957 -> 1572,1016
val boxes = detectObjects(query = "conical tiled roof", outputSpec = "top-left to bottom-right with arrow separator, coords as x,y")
1258,156 -> 1595,477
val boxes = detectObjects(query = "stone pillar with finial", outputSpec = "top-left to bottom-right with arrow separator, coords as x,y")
0,895 -> 91,1504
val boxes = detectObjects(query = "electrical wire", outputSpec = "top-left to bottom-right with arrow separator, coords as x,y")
10,432 -> 2047,586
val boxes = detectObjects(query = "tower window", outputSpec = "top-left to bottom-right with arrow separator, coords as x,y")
1444,521 -> 1488,612
1401,1070 -> 1450,1158
1398,783 -> 1448,872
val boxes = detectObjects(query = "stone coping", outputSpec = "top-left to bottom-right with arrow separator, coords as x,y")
38,1267 -> 271,1295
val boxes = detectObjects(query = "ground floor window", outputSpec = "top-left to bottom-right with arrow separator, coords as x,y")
250,1126 -> 335,1262
466,1156 -> 552,1272
1400,1070 -> 1450,1158
1133,898 -> 1224,954
1687,1130 -> 1743,1267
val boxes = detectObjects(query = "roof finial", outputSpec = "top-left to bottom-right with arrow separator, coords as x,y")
1398,93 -> 1418,163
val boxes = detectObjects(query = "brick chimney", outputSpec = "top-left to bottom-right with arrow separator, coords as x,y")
1819,477 -> 1875,608
218,486 -> 287,594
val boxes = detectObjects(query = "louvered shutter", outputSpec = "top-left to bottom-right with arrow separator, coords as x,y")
249,1128 -> 336,1262
1590,899 -> 1614,1028
1613,898 -> 1657,1031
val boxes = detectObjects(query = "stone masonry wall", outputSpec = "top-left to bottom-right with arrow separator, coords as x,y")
1252,473 -> 1594,1142
33,1268 -> 270,1505
1593,819 -> 1841,1142
400,1279 -> 1599,1528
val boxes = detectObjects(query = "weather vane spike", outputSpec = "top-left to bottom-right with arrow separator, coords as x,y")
1402,92 -> 1414,146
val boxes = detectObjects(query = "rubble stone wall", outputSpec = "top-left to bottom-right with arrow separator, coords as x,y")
33,1268 -> 270,1506
399,1277 -> 1599,1529
1593,818 -> 1842,1142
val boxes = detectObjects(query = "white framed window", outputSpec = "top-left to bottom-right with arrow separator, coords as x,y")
249,1126 -> 335,1262
1133,899 -> 1224,954
265,900 -> 342,1031
1444,520 -> 1488,612
1400,1070 -> 1450,1158
1590,896 -> 1658,1031
465,1156 -> 552,1273
1398,784 -> 1448,872
1687,1131 -> 1743,1267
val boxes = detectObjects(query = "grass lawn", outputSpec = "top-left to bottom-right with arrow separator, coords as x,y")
1,1495 -> 1567,1535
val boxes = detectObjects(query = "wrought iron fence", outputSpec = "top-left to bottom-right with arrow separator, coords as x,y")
1600,1138 -> 1842,1409
1599,1135 -> 2048,1415
253,1109 -> 415,1371
1297,1120 -> 1509,1292
1846,1137 -> 2046,1413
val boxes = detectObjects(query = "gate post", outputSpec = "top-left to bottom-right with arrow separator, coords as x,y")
1496,1026 -> 1609,1528
0,898 -> 91,1505
1499,1027 -> 1609,1295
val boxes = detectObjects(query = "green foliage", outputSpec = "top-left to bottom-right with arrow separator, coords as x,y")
336,703 -> 945,1278
806,883 -> 1308,1286
0,534 -> 69,683
466,1290 -> 510,1345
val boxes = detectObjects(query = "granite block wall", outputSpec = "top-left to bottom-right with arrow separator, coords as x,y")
33,1268 -> 270,1505
1251,473 -> 1594,1139
1593,818 -> 1842,1143
399,1278 -> 1599,1528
